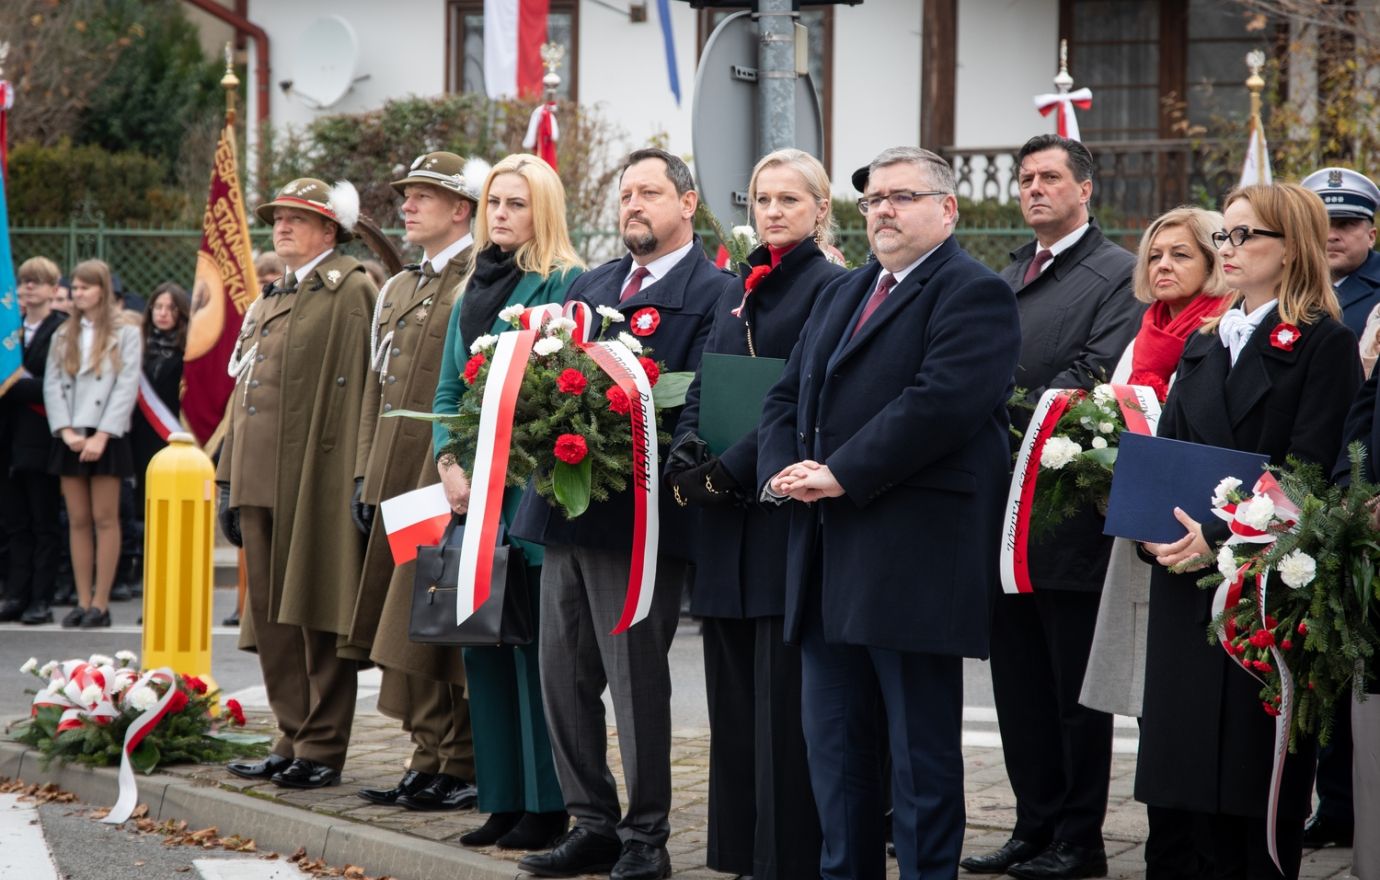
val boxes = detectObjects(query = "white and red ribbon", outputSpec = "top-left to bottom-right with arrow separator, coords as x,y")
137,373 -> 182,441
1034,87 -> 1093,141
101,668 -> 180,825
1001,388 -> 1082,594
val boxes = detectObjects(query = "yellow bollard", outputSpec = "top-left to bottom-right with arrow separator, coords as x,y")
142,431 -> 218,696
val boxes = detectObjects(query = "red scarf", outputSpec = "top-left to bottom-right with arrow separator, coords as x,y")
1129,293 -> 1229,401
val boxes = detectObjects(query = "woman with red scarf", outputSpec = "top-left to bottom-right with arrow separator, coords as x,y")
1079,206 -> 1231,877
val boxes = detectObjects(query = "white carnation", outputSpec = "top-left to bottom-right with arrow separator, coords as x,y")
616,332 -> 644,354
1097,421 -> 1116,434
1217,545 -> 1240,583
1212,477 -> 1243,508
1079,416 -> 1094,429
1091,436 -> 1108,450
1277,551 -> 1317,590
125,686 -> 158,712
114,650 -> 137,664
596,305 -> 625,323
731,225 -> 758,247
110,672 -> 136,694
1091,384 -> 1116,406
498,304 -> 527,324
545,317 -> 577,336
469,334 -> 499,354
39,661 -> 58,678
20,658 -> 38,675
80,684 -> 104,706
1040,436 -> 1082,470
533,337 -> 564,357
88,654 -> 113,667
1235,494 -> 1276,530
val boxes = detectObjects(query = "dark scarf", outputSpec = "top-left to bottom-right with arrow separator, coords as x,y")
143,327 -> 183,382
1129,293 -> 1230,401
460,244 -> 524,350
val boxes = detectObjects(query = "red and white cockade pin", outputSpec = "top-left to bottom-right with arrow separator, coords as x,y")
630,307 -> 660,336
1269,322 -> 1301,351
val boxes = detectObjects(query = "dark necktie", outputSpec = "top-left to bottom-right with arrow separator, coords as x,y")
262,277 -> 297,297
620,266 -> 651,302
404,262 -> 440,279
850,272 -> 896,339
1022,248 -> 1054,286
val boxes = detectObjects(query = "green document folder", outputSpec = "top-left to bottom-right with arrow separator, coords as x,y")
699,353 -> 788,455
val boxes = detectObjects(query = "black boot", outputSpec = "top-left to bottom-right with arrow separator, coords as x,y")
496,811 -> 569,850
458,811 -> 523,846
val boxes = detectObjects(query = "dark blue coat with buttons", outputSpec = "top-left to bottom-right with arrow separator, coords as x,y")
756,235 -> 1021,658
1337,248 -> 1380,338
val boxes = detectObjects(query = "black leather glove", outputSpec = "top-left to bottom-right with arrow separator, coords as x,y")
669,457 -> 743,508
217,483 -> 242,548
351,477 -> 375,535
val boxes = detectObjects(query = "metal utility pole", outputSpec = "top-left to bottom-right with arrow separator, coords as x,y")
755,0 -> 797,155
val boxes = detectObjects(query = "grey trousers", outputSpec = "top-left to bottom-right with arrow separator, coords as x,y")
1354,692 -> 1380,880
538,543 -> 687,846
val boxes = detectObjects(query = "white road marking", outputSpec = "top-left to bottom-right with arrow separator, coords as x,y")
194,858 -> 309,879
0,794 -> 60,879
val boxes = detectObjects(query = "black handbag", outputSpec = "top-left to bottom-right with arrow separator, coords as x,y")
409,516 -> 533,647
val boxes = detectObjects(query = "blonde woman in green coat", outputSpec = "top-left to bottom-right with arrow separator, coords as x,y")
432,153 -> 583,850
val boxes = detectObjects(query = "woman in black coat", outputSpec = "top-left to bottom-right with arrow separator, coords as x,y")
1140,183 -> 1362,879
664,148 -> 846,880
130,282 -> 189,509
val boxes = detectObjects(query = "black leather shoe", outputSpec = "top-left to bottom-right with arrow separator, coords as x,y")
459,811 -> 523,847
21,603 -> 53,625
79,606 -> 111,628
961,838 -> 1047,874
396,773 -> 477,810
223,608 -> 241,626
518,826 -> 622,877
357,769 -> 435,805
1301,813 -> 1354,848
1007,841 -> 1108,880
226,753 -> 292,780
61,607 -> 87,628
496,810 -> 569,850
271,758 -> 341,789
611,840 -> 671,880
0,600 -> 25,622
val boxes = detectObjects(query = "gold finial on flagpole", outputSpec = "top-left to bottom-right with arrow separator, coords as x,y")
221,42 -> 240,125
1245,49 -> 1266,183
539,42 -> 564,102
1053,38 -> 1074,94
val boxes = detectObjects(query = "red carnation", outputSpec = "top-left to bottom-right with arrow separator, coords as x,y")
464,353 -> 486,385
1255,661 -> 1273,674
225,698 -> 246,726
1248,629 -> 1275,649
1265,614 -> 1278,629
166,688 -> 189,715
638,357 -> 660,387
554,433 -> 588,465
1297,620 -> 1309,635
557,368 -> 588,395
744,265 -> 772,293
606,386 -> 631,415
1280,638 -> 1293,651
183,675 -> 208,695
1262,702 -> 1280,717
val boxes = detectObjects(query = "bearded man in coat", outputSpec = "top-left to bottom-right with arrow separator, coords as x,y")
216,177 -> 378,789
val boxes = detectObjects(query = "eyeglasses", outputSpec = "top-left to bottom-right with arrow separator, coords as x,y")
857,190 -> 947,214
1211,226 -> 1285,248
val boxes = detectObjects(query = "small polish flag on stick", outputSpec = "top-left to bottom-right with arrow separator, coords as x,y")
380,483 -> 453,565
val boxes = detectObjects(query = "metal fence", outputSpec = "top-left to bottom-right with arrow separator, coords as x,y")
10,224 -> 1144,298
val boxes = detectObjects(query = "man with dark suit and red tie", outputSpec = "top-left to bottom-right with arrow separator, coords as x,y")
757,146 -> 1022,880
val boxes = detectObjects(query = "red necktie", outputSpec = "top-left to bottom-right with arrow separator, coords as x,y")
620,266 -> 651,302
1023,248 -> 1054,285
850,273 -> 896,339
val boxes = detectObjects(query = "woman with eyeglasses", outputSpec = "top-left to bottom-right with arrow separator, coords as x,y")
664,148 -> 845,880
1136,183 -> 1361,879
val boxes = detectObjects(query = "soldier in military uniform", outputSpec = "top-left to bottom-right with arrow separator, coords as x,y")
217,177 -> 378,789
347,152 -> 488,811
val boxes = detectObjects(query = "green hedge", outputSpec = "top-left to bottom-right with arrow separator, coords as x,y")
7,139 -> 190,226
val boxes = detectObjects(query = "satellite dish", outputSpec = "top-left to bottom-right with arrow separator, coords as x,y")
289,16 -> 360,108
691,11 -> 824,228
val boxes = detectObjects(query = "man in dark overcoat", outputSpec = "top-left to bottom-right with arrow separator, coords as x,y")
348,152 -> 484,811
216,177 -> 377,789
962,135 -> 1140,880
757,146 -> 1022,880
513,148 -> 737,880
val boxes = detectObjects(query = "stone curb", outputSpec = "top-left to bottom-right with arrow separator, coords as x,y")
0,739 -> 522,880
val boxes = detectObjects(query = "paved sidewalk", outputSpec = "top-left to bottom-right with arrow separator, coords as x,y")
2,709 -> 1358,880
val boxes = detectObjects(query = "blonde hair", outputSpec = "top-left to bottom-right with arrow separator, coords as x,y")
474,154 -> 585,278
1133,206 -> 1230,305
57,259 -> 127,377
18,256 -> 60,286
1203,183 -> 1340,332
748,148 -> 837,248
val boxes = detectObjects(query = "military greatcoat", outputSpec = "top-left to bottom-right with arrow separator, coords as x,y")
347,249 -> 471,675
217,251 -> 377,649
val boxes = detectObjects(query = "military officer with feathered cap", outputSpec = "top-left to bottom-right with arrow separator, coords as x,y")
217,177 -> 378,789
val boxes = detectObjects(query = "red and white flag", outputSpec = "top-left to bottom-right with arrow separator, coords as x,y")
380,483 -> 453,565
484,0 -> 550,99
1240,115 -> 1273,187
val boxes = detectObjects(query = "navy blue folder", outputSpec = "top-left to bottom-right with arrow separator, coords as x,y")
1103,433 -> 1270,543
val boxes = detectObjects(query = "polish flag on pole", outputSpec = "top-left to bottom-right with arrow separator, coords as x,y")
484,0 -> 550,99
380,483 -> 454,565
1239,50 -> 1273,188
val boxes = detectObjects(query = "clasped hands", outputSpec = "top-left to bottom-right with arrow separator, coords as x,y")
1142,506 -> 1211,572
769,459 -> 844,503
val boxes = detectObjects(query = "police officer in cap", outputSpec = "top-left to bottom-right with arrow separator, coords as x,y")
1303,166 -> 1380,339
